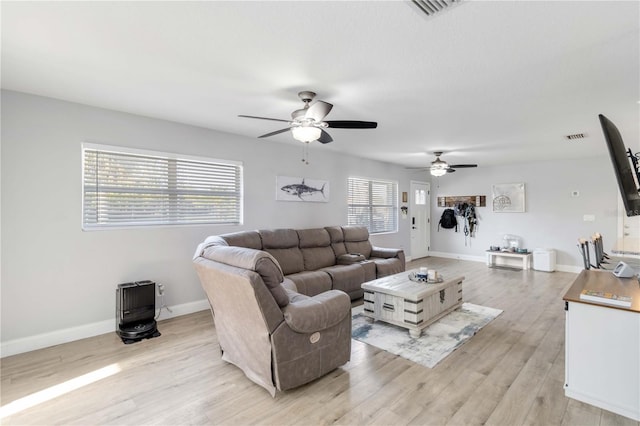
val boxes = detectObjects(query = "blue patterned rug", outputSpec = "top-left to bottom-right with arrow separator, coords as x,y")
352,303 -> 502,368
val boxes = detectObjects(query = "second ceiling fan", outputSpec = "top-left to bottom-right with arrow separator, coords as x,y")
410,151 -> 478,176
239,91 -> 377,144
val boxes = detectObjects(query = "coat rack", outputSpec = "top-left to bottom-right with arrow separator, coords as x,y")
437,195 -> 486,208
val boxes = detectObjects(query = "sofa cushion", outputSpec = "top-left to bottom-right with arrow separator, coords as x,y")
321,264 -> 365,297
286,271 -> 332,297
220,231 -> 263,250
297,228 -> 336,270
302,247 -> 336,271
202,245 -> 289,307
260,229 -> 299,249
343,226 -> 373,258
371,257 -> 405,278
342,225 -> 370,241
260,229 -> 304,275
264,248 -> 304,276
344,240 -> 373,258
255,257 -> 289,307
360,260 -> 377,282
297,228 -> 331,248
325,226 -> 347,256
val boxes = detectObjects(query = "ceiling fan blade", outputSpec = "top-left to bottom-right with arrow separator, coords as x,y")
238,114 -> 291,123
317,129 -> 333,144
305,101 -> 333,122
449,164 -> 478,168
447,168 -> 457,173
405,167 -> 430,170
258,128 -> 291,138
326,120 -> 378,129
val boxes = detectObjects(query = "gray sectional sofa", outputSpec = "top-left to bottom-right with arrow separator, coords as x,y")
192,225 -> 404,395
195,225 -> 405,300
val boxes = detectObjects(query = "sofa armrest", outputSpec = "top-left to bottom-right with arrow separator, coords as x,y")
282,290 -> 351,333
371,246 -> 403,259
337,253 -> 366,265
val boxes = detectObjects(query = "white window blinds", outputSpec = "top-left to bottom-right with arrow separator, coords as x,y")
82,145 -> 242,229
347,177 -> 398,234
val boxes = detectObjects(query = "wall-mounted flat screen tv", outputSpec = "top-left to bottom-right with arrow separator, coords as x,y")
599,114 -> 640,216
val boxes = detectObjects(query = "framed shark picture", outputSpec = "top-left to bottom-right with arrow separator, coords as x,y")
276,176 -> 329,202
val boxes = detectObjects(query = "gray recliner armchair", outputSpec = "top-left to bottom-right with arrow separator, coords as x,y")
193,243 -> 352,396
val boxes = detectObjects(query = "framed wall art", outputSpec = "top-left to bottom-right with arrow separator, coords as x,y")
492,183 -> 525,212
276,176 -> 329,202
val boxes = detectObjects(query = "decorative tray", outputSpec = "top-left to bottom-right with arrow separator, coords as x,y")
408,272 -> 444,284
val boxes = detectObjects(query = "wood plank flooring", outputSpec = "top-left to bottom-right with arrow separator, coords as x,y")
1,257 -> 638,425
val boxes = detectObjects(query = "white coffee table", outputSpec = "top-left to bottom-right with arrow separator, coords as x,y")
361,270 -> 465,338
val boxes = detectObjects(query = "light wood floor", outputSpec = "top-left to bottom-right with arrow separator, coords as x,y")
2,257 -> 638,425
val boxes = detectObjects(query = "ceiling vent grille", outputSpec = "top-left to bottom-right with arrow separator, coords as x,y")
565,133 -> 586,140
411,0 -> 460,17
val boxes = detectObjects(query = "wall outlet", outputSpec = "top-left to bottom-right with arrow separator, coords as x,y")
583,214 -> 595,222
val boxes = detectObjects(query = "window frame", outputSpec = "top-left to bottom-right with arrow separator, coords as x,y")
347,176 -> 399,234
81,143 -> 243,230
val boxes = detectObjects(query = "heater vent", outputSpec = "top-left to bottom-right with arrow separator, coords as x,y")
565,133 -> 586,140
411,0 -> 460,17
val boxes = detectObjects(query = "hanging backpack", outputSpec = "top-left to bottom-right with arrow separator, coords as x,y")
438,208 -> 458,231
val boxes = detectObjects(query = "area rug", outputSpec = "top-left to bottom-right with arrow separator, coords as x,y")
352,303 -> 502,368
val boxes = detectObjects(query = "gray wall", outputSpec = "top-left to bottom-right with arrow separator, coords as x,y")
1,90 -> 621,354
419,158 -> 618,268
0,90 -> 412,351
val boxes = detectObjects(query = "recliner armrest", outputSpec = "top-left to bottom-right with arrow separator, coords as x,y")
337,253 -> 366,265
371,246 -> 402,259
282,290 -> 351,333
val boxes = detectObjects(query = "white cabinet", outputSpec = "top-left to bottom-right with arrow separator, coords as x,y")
564,270 -> 640,421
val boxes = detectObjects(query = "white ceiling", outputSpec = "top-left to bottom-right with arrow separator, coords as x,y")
2,1 -> 639,169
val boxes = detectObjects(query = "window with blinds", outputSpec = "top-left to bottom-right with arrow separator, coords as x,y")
347,177 -> 398,234
82,144 -> 242,229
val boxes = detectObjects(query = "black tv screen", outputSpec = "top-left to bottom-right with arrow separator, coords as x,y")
599,114 -> 640,216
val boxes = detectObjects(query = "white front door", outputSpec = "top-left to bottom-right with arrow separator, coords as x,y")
410,181 -> 430,260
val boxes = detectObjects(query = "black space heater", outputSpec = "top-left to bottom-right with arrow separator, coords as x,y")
116,280 -> 161,344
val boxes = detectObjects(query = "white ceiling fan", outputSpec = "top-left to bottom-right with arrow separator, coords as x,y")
408,151 -> 478,176
238,91 -> 377,144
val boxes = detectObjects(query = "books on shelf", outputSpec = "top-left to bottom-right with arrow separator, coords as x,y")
579,289 -> 632,308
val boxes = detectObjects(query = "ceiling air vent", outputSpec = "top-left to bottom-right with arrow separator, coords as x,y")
565,133 -> 586,140
411,0 -> 460,17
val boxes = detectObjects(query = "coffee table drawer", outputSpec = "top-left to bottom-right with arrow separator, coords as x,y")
364,291 -> 404,323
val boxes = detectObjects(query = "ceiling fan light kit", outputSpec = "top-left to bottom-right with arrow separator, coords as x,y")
407,151 -> 478,176
429,154 -> 450,176
291,126 -> 322,143
430,167 -> 448,177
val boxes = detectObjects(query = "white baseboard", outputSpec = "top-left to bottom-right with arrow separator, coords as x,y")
0,299 -> 210,358
427,251 -> 486,263
426,251 -> 582,274
555,264 -> 582,273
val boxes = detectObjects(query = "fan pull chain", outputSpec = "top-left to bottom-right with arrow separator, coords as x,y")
301,142 -> 310,165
